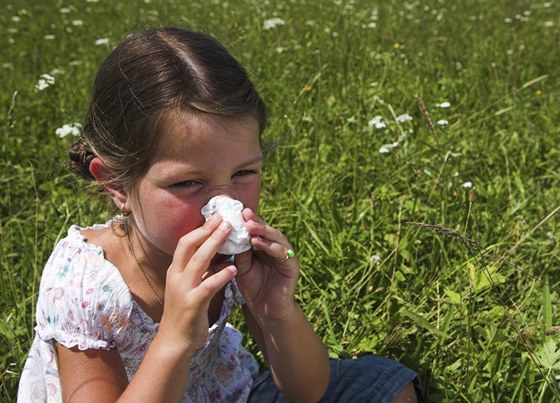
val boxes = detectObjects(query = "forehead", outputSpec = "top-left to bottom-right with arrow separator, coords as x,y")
153,111 -> 261,160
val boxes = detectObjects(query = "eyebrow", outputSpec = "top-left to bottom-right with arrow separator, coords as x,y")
236,153 -> 264,168
156,153 -> 264,181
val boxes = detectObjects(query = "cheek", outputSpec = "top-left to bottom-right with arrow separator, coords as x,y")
153,215 -> 204,255
241,184 -> 261,213
133,198 -> 206,255
165,203 -> 206,239
245,195 -> 259,213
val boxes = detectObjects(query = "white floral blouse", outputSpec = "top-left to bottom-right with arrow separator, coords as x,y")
18,222 -> 259,402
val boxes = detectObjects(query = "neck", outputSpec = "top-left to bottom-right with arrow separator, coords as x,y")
122,221 -> 170,281
122,221 -> 169,305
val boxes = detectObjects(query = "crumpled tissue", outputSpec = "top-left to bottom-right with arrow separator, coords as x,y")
201,195 -> 252,255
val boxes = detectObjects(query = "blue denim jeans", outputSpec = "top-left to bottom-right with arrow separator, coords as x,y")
248,355 -> 423,402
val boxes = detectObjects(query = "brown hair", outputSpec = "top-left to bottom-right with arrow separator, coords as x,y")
68,27 -> 267,189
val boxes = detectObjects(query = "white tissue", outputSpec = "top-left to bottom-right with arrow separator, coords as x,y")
201,196 -> 252,255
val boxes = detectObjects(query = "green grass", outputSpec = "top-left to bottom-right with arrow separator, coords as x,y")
2,0 -> 560,401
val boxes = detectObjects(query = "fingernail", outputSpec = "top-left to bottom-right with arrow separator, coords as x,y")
219,222 -> 231,231
209,213 -> 220,222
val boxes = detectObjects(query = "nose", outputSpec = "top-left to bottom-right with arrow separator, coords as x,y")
207,185 -> 239,203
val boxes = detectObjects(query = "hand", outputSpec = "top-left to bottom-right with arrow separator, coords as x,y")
234,208 -> 300,322
158,213 -> 237,355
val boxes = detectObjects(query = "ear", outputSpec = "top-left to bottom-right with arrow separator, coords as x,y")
89,157 -> 129,211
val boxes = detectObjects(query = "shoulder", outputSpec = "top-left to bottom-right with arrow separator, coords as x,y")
39,223 -> 127,297
35,222 -> 133,350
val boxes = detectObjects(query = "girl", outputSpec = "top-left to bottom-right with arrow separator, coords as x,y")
18,27 -> 422,402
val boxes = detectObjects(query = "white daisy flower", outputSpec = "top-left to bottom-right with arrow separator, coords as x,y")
370,254 -> 381,265
95,37 -> 109,46
396,113 -> 413,123
263,18 -> 285,30
55,123 -> 82,138
36,74 -> 55,90
368,115 -> 386,129
379,142 -> 399,154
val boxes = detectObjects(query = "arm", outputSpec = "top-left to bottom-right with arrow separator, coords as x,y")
55,336 -> 193,402
235,209 -> 330,402
56,215 -> 237,402
243,303 -> 330,402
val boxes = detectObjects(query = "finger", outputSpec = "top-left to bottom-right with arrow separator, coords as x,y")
242,207 -> 260,223
242,208 -> 283,246
251,237 -> 296,265
243,220 -> 297,265
171,213 -> 223,270
277,248 -> 297,264
245,220 -> 289,248
245,218 -> 286,246
195,265 -> 237,302
242,209 -> 297,264
184,221 -> 233,286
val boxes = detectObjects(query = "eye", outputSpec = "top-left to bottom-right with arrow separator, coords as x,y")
170,180 -> 201,190
233,169 -> 259,178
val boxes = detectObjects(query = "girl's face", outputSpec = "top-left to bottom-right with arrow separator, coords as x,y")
127,113 -> 262,262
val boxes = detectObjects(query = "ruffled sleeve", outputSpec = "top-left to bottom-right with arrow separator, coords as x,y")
34,226 -> 133,351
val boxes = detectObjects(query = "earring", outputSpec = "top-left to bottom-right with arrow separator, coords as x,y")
121,203 -> 130,217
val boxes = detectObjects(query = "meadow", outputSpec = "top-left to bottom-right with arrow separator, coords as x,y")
1,0 -> 559,401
